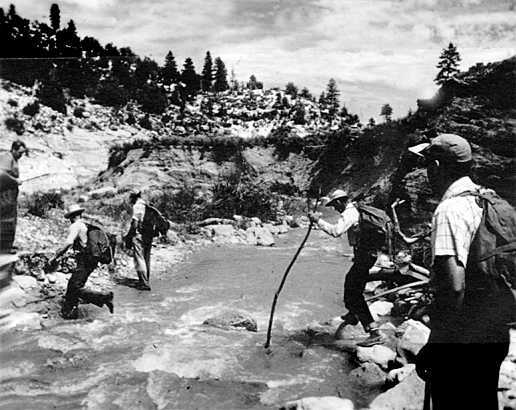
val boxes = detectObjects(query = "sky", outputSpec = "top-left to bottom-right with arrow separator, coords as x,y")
5,0 -> 516,121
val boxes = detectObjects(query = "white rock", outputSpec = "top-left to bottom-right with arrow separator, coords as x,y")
88,186 -> 117,199
12,275 -> 38,290
210,224 -> 236,237
246,226 -> 275,247
46,274 -> 57,284
369,301 -> 394,320
397,320 -> 430,358
356,345 -> 396,370
369,372 -> 424,410
387,364 -> 416,384
2,311 -> 41,330
282,396 -> 354,410
365,280 -> 383,294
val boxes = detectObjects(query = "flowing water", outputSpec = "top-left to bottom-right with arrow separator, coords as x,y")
0,230 -> 374,410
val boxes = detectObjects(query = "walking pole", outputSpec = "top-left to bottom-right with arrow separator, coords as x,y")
264,191 -> 320,349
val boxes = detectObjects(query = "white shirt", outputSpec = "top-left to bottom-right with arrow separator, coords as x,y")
317,202 -> 360,246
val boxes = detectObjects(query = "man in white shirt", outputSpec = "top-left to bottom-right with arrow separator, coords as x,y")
49,204 -> 114,319
309,189 -> 384,347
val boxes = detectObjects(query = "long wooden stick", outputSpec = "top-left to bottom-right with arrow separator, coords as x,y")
264,194 -> 319,349
365,279 -> 429,302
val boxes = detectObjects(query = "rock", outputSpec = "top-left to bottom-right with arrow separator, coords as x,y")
369,301 -> 393,320
276,223 -> 289,234
46,274 -> 57,284
203,310 -> 257,332
369,372 -> 425,410
246,226 -> 275,247
88,186 -> 117,199
263,223 -> 279,235
499,360 -> 516,390
250,217 -> 262,226
12,275 -> 38,290
349,362 -> 387,388
397,320 -> 430,361
166,230 -> 180,245
296,216 -> 310,228
365,281 -> 383,294
280,396 -> 354,410
356,345 -> 396,370
1,311 -> 41,330
0,285 -> 27,309
387,364 -> 416,385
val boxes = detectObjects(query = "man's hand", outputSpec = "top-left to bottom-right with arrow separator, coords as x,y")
308,211 -> 322,224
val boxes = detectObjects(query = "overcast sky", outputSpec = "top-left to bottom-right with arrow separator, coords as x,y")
6,0 -> 516,121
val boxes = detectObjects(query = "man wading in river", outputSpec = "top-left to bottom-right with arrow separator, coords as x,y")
124,190 -> 153,291
49,204 -> 114,319
308,190 -> 388,347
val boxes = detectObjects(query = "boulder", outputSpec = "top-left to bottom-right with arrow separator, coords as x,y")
364,281 -> 383,294
349,362 -> 387,388
1,311 -> 41,330
246,226 -> 275,247
397,320 -> 430,360
368,372 -> 425,410
356,345 -> 396,370
12,275 -> 38,290
88,186 -> 117,199
166,230 -> 180,245
280,396 -> 354,410
203,310 -> 257,332
369,301 -> 393,320
387,364 -> 416,385
276,223 -> 289,234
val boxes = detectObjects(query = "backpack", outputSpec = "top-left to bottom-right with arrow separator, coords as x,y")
464,190 -> 516,320
355,203 -> 394,253
86,224 -> 116,264
142,205 -> 170,238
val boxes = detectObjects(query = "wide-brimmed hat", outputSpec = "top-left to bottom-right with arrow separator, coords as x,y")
325,189 -> 349,207
408,133 -> 472,164
64,204 -> 85,219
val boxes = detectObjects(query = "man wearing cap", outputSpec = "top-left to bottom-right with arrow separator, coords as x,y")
124,190 -> 152,290
0,140 -> 29,253
308,189 -> 384,347
410,133 -> 510,409
48,204 -> 114,319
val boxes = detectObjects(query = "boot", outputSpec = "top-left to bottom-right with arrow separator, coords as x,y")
357,328 -> 385,347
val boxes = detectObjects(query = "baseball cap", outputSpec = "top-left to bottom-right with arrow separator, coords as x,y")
408,133 -> 472,163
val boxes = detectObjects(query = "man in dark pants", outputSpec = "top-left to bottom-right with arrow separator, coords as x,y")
49,204 -> 114,319
411,134 -> 512,410
309,189 -> 384,347
124,190 -> 153,291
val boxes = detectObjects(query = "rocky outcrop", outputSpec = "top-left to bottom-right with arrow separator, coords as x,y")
202,310 -> 258,332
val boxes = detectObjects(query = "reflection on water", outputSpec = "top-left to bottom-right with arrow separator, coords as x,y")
0,230 -> 371,409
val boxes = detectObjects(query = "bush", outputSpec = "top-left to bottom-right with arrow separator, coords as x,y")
23,191 -> 64,217
37,81 -> 67,114
22,101 -> 40,116
7,99 -> 18,107
73,107 -> 85,118
4,117 -> 24,135
126,113 -> 136,125
94,78 -> 129,107
138,115 -> 152,130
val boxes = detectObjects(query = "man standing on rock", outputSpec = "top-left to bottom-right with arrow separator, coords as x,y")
0,140 -> 28,253
308,189 -> 385,347
410,134 -> 513,409
124,190 -> 152,291
48,204 -> 114,319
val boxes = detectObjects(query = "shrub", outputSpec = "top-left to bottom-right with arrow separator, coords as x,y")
22,101 -> 40,116
126,113 -> 136,125
73,107 -> 85,118
94,78 -> 129,107
7,99 -> 18,107
23,191 -> 64,217
4,117 -> 24,135
37,81 -> 67,114
139,115 -> 152,130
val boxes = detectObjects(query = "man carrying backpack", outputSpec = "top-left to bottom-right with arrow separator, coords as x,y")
48,204 -> 114,319
410,134 -> 515,410
308,189 -> 388,347
124,190 -> 153,291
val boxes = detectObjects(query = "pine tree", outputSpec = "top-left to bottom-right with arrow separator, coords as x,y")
212,56 -> 228,92
285,82 -> 298,98
299,87 -> 312,100
181,57 -> 199,98
293,102 -> 306,125
201,51 -> 213,91
368,117 -> 376,127
325,78 -> 340,119
50,3 -> 60,31
434,42 -> 461,86
161,51 -> 179,85
380,103 -> 393,122
247,75 -> 262,90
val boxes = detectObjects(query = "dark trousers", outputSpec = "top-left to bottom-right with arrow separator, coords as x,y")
343,251 -> 377,329
132,234 -> 152,286
0,187 -> 17,252
429,342 -> 508,410
62,253 -> 111,316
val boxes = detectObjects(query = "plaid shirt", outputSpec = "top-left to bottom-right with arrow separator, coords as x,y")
431,176 -> 483,268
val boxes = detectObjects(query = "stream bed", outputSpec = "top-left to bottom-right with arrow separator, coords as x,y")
0,230 -> 375,410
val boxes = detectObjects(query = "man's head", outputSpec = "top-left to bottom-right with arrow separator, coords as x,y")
409,133 -> 473,195
325,189 -> 349,212
10,140 -> 28,160
64,204 -> 85,222
128,189 -> 141,204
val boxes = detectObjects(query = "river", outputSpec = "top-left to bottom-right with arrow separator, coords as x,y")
0,230 -> 377,410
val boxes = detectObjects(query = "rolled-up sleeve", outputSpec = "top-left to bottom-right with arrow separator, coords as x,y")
317,205 -> 359,238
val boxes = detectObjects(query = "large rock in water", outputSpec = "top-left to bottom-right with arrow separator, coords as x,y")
246,226 -> 275,246
203,310 -> 257,332
356,345 -> 396,370
280,396 -> 354,410
349,362 -> 387,388
396,320 -> 430,361
12,275 -> 38,290
368,372 -> 425,410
